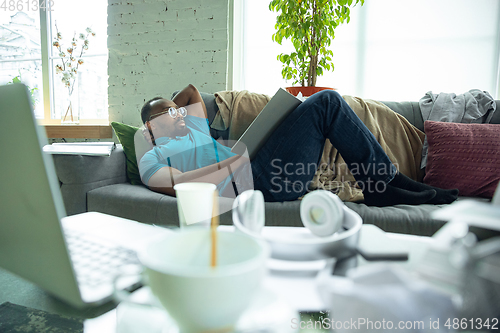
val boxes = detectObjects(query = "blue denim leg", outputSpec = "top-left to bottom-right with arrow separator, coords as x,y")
251,90 -> 397,202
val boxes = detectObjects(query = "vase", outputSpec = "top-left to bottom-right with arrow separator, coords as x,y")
285,86 -> 336,97
61,92 -> 80,125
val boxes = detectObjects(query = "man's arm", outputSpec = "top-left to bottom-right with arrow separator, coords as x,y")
172,84 -> 208,119
147,155 -> 250,197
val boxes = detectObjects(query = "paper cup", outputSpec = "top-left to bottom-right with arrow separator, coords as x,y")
174,182 -> 217,228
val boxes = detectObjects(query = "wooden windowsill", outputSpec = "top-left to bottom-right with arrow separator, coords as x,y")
44,125 -> 113,139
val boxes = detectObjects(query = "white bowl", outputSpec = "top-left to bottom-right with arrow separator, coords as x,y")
140,229 -> 270,332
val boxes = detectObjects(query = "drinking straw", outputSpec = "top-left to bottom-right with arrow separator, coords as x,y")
210,190 -> 219,268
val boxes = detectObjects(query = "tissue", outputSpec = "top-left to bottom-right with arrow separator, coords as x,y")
316,265 -> 457,333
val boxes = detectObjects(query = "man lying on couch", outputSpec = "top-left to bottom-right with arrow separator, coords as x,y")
138,84 -> 458,207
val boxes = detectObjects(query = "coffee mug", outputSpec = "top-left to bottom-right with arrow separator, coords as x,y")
174,182 -> 217,229
114,229 -> 269,333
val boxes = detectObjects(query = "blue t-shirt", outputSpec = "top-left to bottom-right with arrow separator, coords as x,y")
139,115 -> 236,193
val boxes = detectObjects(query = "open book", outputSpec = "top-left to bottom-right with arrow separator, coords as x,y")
43,142 -> 116,156
231,88 -> 302,159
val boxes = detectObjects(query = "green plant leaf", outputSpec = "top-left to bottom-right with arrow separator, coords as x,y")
269,0 -> 363,86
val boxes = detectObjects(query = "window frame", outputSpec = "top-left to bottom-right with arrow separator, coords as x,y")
38,1 -> 108,126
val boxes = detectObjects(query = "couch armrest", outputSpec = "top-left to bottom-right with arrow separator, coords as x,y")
52,145 -> 128,215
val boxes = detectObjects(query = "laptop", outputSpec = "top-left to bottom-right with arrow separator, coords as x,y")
231,88 -> 302,159
0,83 -> 166,308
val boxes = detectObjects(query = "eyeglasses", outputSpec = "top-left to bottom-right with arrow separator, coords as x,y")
149,106 -> 187,121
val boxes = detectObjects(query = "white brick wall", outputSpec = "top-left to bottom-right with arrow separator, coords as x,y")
108,0 -> 229,127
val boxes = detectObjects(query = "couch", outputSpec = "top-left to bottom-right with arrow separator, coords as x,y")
53,93 -> 500,236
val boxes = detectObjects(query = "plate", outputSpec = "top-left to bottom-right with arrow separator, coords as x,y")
267,258 -> 328,272
115,287 -> 299,333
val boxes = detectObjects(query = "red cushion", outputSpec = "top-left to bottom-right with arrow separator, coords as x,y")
423,120 -> 500,198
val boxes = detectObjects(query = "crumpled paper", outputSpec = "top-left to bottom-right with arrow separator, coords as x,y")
316,264 -> 457,333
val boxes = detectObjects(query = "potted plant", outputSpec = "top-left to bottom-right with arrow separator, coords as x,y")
269,0 -> 364,96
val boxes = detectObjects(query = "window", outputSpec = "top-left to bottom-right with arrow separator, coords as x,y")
235,0 -> 500,101
0,0 -> 108,125
0,9 -> 43,117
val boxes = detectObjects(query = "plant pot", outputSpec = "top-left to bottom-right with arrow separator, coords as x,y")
285,86 -> 336,97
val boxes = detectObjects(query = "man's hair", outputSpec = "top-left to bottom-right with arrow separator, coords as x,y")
141,97 -> 163,124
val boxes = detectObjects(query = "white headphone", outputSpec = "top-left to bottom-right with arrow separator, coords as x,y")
233,190 -> 344,237
300,190 -> 344,237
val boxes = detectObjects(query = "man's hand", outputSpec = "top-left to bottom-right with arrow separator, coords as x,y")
148,154 -> 251,197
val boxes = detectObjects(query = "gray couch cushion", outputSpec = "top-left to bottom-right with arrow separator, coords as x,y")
87,183 -> 169,225
53,146 -> 127,184
490,101 -> 500,123
62,179 -> 126,216
88,183 -> 236,227
87,182 -> 449,235
54,146 -> 127,215
381,101 -> 425,132
87,183 -> 305,228
344,202 -> 445,236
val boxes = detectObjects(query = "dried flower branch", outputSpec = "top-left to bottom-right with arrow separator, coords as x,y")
52,22 -> 95,122
53,22 -> 94,93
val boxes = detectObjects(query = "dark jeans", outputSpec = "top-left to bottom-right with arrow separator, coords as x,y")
251,90 -> 397,202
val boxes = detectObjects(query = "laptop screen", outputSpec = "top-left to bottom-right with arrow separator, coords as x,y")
0,83 -> 82,307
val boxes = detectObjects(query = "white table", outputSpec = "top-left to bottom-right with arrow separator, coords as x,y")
261,224 -> 433,312
87,223 -> 433,332
0,213 -> 433,332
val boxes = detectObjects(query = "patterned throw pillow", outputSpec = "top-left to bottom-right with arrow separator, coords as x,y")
423,120 -> 500,198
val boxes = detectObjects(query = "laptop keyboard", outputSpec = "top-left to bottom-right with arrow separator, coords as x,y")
64,230 -> 141,288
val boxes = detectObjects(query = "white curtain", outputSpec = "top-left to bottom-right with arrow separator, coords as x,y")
235,0 -> 500,101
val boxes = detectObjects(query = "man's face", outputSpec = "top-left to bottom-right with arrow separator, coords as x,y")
148,99 -> 188,138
